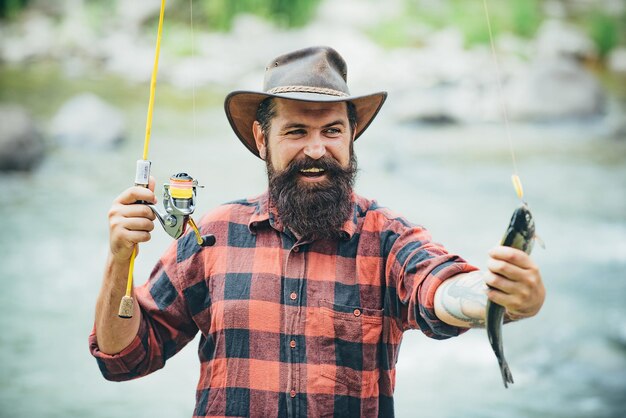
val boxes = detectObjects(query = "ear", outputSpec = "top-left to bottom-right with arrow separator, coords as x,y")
252,121 -> 267,160
351,123 -> 357,141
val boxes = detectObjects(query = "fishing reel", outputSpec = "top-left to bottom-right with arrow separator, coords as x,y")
135,162 -> 215,247
149,172 -> 216,247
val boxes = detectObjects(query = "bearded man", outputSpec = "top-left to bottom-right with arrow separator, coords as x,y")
90,46 -> 545,417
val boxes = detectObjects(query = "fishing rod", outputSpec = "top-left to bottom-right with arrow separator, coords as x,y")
118,0 -> 215,319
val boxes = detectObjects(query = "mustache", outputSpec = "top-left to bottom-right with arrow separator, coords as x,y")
280,154 -> 355,179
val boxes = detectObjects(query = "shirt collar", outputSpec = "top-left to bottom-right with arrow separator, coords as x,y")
247,190 -> 358,241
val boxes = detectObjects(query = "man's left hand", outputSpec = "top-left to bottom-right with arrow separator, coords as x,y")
485,246 -> 545,320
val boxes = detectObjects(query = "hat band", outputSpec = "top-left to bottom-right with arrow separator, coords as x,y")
266,85 -> 349,97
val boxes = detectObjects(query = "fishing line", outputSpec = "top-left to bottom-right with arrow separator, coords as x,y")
482,0 -> 524,200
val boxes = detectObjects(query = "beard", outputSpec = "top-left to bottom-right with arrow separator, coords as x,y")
266,151 -> 357,240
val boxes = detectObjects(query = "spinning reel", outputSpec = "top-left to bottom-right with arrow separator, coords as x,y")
148,172 -> 215,246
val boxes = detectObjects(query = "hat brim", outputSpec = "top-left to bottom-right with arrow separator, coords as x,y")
224,90 -> 387,158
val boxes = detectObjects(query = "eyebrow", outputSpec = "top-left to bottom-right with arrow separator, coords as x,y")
323,120 -> 346,128
280,123 -> 307,131
280,120 -> 346,131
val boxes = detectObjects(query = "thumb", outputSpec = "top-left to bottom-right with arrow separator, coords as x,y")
148,176 -> 157,204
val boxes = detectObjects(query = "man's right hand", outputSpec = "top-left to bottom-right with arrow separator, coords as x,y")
107,176 -> 158,262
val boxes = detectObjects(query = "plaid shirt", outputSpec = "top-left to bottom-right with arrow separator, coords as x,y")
90,191 -> 477,417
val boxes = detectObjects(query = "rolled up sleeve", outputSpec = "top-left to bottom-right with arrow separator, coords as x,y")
89,239 -> 199,381
386,223 -> 478,339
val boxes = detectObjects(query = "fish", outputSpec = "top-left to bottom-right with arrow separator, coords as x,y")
486,203 -> 536,388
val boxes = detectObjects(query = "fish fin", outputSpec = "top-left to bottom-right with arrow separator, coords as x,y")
500,360 -> 515,389
534,234 -> 546,250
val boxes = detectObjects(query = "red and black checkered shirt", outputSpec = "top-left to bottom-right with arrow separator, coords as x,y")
89,191 -> 477,417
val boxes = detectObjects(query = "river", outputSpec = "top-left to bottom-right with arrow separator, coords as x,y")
0,68 -> 625,418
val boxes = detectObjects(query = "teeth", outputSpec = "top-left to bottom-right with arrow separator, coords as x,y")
300,168 -> 324,173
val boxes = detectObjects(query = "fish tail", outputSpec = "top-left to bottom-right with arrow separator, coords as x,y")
499,358 -> 515,388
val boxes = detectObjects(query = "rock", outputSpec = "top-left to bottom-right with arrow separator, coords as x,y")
381,30 -> 532,124
115,0 -> 164,30
0,11 -> 56,64
389,84 -> 459,125
507,56 -> 605,121
0,105 -> 46,172
535,20 -> 597,61
56,4 -> 98,63
315,0 -> 403,29
99,31 -> 159,83
608,47 -> 626,74
50,94 -> 126,148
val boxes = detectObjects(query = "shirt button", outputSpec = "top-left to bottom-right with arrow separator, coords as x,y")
290,340 -> 296,348
290,389 -> 296,398
290,292 -> 297,300
353,309 -> 361,317
293,246 -> 300,253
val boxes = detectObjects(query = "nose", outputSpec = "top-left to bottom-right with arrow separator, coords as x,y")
303,133 -> 326,160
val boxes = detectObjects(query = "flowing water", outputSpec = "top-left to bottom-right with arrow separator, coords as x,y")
0,69 -> 625,418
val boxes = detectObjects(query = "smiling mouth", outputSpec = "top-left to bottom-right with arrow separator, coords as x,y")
299,167 -> 326,178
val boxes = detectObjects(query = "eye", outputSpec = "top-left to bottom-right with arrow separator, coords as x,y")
286,129 -> 306,136
324,127 -> 342,136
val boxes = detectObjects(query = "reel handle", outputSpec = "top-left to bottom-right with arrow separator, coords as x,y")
200,234 -> 216,247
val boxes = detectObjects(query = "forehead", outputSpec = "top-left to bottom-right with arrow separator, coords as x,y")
273,98 -> 348,121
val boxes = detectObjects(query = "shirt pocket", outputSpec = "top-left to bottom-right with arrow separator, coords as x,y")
318,299 -> 384,391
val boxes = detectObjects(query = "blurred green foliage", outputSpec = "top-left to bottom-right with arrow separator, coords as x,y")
0,0 -> 29,19
585,10 -> 621,58
368,0 -> 626,59
198,0 -> 321,30
370,0 -> 542,48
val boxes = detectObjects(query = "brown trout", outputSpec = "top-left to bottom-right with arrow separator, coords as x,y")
486,204 -> 536,388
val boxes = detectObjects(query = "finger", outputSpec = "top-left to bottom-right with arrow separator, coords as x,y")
486,287 -> 521,311
484,271 -> 537,317
121,217 -> 155,233
148,176 -> 157,196
115,203 -> 156,221
123,230 -> 152,244
487,279 -> 542,317
486,257 -> 528,282
115,185 -> 157,205
488,246 -> 536,269
112,227 -> 153,243
484,271 -> 518,294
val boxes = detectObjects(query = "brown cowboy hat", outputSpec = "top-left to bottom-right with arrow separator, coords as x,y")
224,46 -> 387,158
